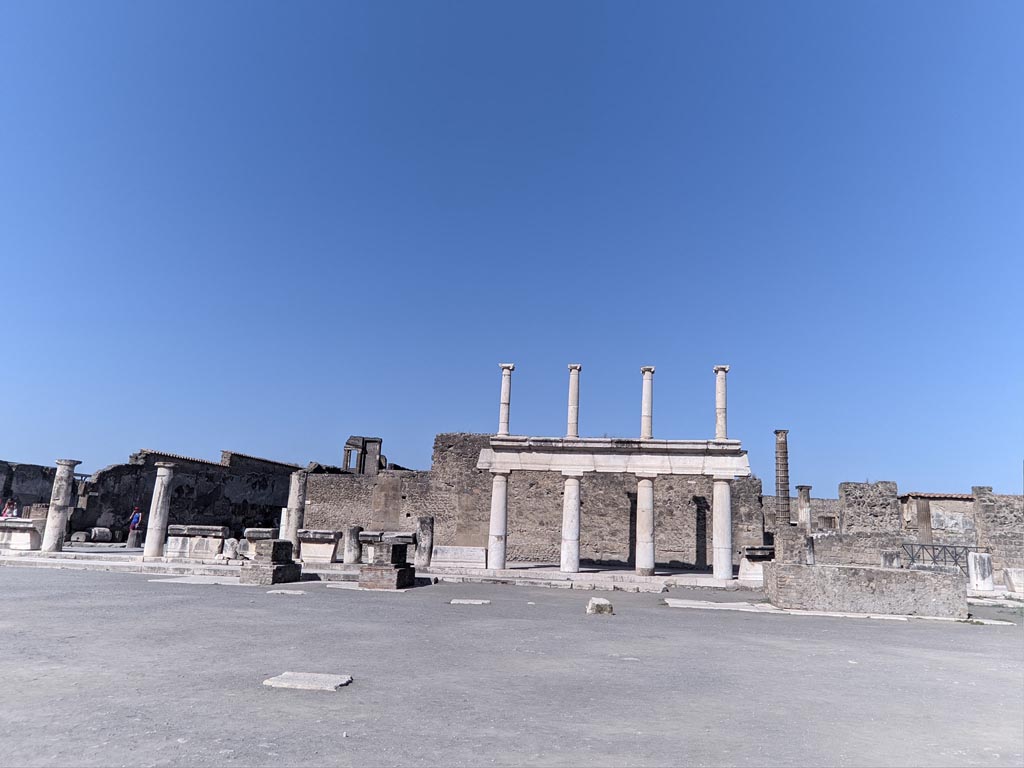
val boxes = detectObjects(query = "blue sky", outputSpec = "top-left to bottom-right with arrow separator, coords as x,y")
1,2 -> 1021,494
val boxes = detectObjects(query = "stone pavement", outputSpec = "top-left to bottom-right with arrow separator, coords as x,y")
0,568 -> 1021,767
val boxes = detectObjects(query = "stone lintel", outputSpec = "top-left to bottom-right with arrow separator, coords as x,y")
297,529 -> 343,543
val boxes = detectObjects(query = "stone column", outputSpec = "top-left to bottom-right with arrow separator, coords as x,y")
487,471 -> 511,569
640,366 -> 655,440
712,476 -> 733,580
635,474 -> 656,576
142,463 -> 174,558
414,516 -> 434,569
282,470 -> 308,554
774,430 -> 791,525
497,363 -> 515,436
566,364 -> 582,438
713,365 -> 729,440
560,473 -> 583,573
343,525 -> 363,564
40,459 -> 82,553
796,485 -> 812,532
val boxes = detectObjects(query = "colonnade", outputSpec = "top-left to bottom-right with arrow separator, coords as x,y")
486,363 -> 737,580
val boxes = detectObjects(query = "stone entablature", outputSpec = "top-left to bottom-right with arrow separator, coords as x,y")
477,436 -> 751,478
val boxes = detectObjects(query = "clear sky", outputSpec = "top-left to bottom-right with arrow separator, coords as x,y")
1,2 -> 1021,495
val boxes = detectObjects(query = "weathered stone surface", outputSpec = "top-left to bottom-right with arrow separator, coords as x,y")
880,551 -> 902,569
188,536 -> 224,560
297,529 -> 343,543
366,541 -> 408,566
1004,568 -> 1024,593
967,552 -> 994,591
415,516 -> 434,569
70,531 -> 91,542
89,527 -> 112,543
431,545 -> 487,569
185,525 -> 230,538
243,528 -> 278,541
125,530 -> 142,548
299,540 -> 340,564
167,525 -> 189,537
358,563 -> 415,590
263,672 -> 352,691
586,597 -> 614,615
0,520 -> 41,551
221,538 -> 239,559
253,539 -> 293,564
737,557 -> 764,582
164,536 -> 189,558
764,563 -> 967,619
240,561 -> 302,585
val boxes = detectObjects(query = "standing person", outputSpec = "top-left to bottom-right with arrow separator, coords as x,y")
1,498 -> 17,517
129,506 -> 142,531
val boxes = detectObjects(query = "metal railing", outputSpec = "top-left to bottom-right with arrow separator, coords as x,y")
901,544 -> 988,574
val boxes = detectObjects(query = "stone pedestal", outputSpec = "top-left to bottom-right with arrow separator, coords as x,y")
344,526 -> 363,564
967,552 -> 994,591
414,516 -> 434,569
125,530 -> 142,548
40,459 -> 81,553
240,540 -> 302,585
0,519 -> 42,551
297,529 -> 342,563
358,541 -> 415,590
187,526 -> 229,559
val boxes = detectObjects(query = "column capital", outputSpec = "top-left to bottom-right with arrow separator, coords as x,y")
635,473 -> 658,480
712,474 -> 734,482
154,462 -> 175,470
640,366 -> 655,375
499,362 -> 515,372
713,364 -> 730,374
561,471 -> 585,478
795,484 -> 812,491
490,469 -> 511,476
774,429 -> 789,437
56,459 -> 82,468
567,363 -> 582,372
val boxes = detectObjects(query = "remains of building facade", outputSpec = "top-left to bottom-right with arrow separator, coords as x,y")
3,363 -> 1021,609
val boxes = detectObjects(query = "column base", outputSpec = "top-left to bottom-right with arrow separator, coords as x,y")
636,567 -> 655,577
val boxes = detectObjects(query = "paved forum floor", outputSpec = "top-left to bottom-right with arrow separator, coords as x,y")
0,569 -> 1021,768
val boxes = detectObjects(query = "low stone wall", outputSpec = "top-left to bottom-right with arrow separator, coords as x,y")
763,563 -> 967,619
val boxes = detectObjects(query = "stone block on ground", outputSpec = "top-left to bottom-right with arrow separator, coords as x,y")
89,527 -> 112,543
70,531 -> 90,543
263,672 -> 352,691
586,597 -> 614,615
221,538 -> 239,559
967,552 -> 994,592
243,528 -> 278,541
738,557 -> 764,582
450,599 -> 490,605
254,539 -> 294,564
125,530 -> 142,548
430,545 -> 487,569
358,563 -> 415,590
1004,568 -> 1024,593
164,536 -> 189,559
240,561 -> 302,586
0,520 -> 42,551
188,536 -> 224,560
297,530 -> 342,563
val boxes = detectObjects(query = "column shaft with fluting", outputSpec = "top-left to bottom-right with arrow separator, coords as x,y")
566,364 -> 582,438
712,477 -> 733,580
640,366 -> 655,440
497,363 -> 515,436
40,459 -> 82,552
713,365 -> 729,440
142,463 -> 174,558
560,475 -> 582,573
635,476 -> 655,575
774,430 -> 791,525
487,471 -> 510,569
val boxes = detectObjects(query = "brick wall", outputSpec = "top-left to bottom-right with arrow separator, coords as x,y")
763,562 -> 967,619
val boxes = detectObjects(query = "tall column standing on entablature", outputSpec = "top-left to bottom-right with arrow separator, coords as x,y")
775,430 -> 791,525
566,364 -> 582,438
635,474 -> 656,575
40,459 -> 82,552
142,463 -> 174,558
640,366 -> 655,440
487,470 -> 511,569
560,473 -> 582,573
712,476 -> 734,579
713,365 -> 730,440
497,363 -> 515,436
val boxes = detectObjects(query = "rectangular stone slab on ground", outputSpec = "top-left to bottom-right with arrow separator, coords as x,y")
263,672 -> 353,691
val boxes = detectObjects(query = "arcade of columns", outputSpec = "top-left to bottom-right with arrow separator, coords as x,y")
477,363 -> 751,580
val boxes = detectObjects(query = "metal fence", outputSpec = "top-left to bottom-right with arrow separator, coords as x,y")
901,544 -> 988,574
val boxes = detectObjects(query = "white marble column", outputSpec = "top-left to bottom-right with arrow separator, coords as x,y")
635,474 -> 656,576
712,475 -> 734,580
282,470 -> 308,554
640,366 -> 655,440
142,463 -> 175,558
40,459 -> 82,552
560,473 -> 582,573
487,470 -> 511,569
713,365 -> 729,440
566,364 -> 582,438
497,363 -> 515,436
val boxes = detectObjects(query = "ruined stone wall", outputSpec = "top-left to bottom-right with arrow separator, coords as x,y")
762,495 -> 841,533
0,461 -> 56,507
810,532 -> 907,567
78,463 -> 291,537
304,432 -> 764,568
838,481 -> 901,533
973,488 -> 1024,574
763,562 -> 967,619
